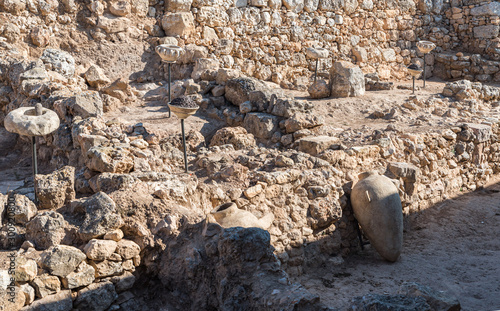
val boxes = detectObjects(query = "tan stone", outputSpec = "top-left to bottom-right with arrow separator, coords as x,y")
116,240 -> 141,260
84,239 -> 118,261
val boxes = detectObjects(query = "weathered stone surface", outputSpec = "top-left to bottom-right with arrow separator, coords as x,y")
298,136 -> 339,156
166,0 -> 193,12
104,229 -> 124,241
225,77 -> 267,106
40,49 -> 75,78
111,271 -> 136,293
192,58 -> 219,81
284,114 -> 324,133
97,15 -> 131,33
210,127 -> 256,149
308,199 -> 341,229
473,25 -> 499,39
109,0 -> 131,16
0,284 -> 25,310
15,257 -> 37,282
308,79 -> 330,98
26,211 -> 67,249
84,64 -> 111,88
216,68 -> 240,85
74,281 -> 118,311
116,239 -> 141,260
20,283 -> 35,306
243,112 -> 279,139
32,275 -> 61,298
84,239 -> 118,261
35,166 -> 75,210
398,282 -> 461,311
39,245 -> 87,277
470,2 -> 500,16
8,194 -> 37,225
161,12 -> 195,37
283,0 -> 304,12
85,146 -> 134,173
31,27 -> 50,47
64,91 -> 104,119
61,261 -> 95,289
79,192 -> 124,241
22,289 -> 72,311
89,260 -> 123,278
330,61 -> 365,97
351,294 -> 431,310
4,106 -> 60,137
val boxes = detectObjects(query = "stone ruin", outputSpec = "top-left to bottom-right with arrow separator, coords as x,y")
0,0 -> 499,309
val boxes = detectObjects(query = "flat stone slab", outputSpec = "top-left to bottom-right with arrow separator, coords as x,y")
298,136 -> 340,156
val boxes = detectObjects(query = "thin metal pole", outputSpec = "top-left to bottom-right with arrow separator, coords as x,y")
423,55 -> 426,88
181,119 -> 188,173
314,59 -> 319,82
412,76 -> 415,94
32,136 -> 37,203
167,62 -> 172,118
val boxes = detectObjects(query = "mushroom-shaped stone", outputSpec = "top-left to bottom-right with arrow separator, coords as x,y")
4,104 -> 60,136
416,41 -> 436,54
156,44 -> 183,63
306,47 -> 329,59
210,202 -> 274,230
407,64 -> 423,77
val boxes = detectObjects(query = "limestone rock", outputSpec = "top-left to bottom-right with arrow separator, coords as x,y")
473,25 -> 499,39
35,166 -> 75,210
284,114 -> 324,133
8,194 -> 37,225
192,58 -> 219,81
225,77 -> 267,106
109,0 -> 131,16
216,68 -> 240,85
78,192 -> 124,241
398,282 -> 461,311
209,127 -> 256,150
89,260 -> 123,278
351,294 -> 431,310
243,112 -> 279,139
308,80 -> 330,99
74,282 -> 118,311
283,0 -> 304,12
0,0 -> 26,14
166,0 -> 193,12
196,6 -> 229,27
84,239 -> 118,261
351,171 -> 403,262
39,245 -> 87,277
97,15 -> 131,33
31,27 -> 50,47
308,199 -> 341,229
0,194 -> 6,227
61,261 -> 95,289
116,239 -> 141,260
15,257 -> 37,282
104,229 -> 124,241
32,275 -> 61,298
330,60 -> 365,97
26,211 -> 67,249
84,64 -> 111,88
59,91 -> 104,119
161,12 -> 195,37
470,2 -> 500,16
298,136 -> 339,156
19,283 -> 35,306
85,146 -> 134,173
111,271 -> 136,293
40,49 -> 75,78
22,289 -> 72,311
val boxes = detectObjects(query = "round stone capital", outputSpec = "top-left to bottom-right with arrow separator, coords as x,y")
5,107 -> 60,136
416,41 -> 436,54
306,47 -> 329,59
156,44 -> 183,63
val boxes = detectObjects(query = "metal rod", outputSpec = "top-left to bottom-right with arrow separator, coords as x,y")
32,136 -> 37,203
181,119 -> 188,173
167,62 -> 172,118
412,76 -> 415,94
314,59 -> 319,82
423,55 -> 426,88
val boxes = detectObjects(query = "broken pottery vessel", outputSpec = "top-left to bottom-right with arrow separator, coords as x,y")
351,171 -> 403,262
210,202 -> 274,230
5,104 -> 60,136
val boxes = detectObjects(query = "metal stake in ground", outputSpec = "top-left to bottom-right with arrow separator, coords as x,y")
181,119 -> 188,172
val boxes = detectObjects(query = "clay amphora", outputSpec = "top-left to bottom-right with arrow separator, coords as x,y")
351,171 -> 403,262
210,203 -> 274,230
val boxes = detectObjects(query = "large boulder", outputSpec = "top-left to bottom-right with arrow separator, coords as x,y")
329,60 -> 365,97
57,91 -> 104,119
61,262 -> 95,289
74,281 -> 118,311
85,146 -> 134,173
83,239 -> 118,261
39,245 -> 87,277
8,194 -> 37,225
35,166 -> 75,210
26,211 -> 67,249
225,77 -> 267,107
40,49 -> 75,78
84,64 -> 111,88
78,192 -> 124,241
31,275 -> 61,298
165,0 -> 193,12
22,289 -> 72,311
298,136 -> 339,156
308,79 -> 330,99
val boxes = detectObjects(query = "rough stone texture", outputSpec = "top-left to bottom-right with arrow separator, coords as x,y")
115,239 -> 141,260
79,192 -> 124,241
39,245 -> 87,277
26,211 -> 67,249
85,146 -> 134,173
308,79 -> 330,99
158,224 -> 323,310
225,77 -> 267,106
209,127 -> 256,150
166,0 -> 193,12
58,91 -> 104,119
40,49 -> 75,78
4,106 -> 60,137
61,261 -> 96,289
84,239 -> 118,261
90,260 -> 123,278
8,193 -> 37,225
330,61 -> 365,97
351,294 -> 431,310
284,114 -> 324,133
97,15 -> 131,33
32,275 -> 61,298
243,112 -> 279,139
22,289 -> 72,311
473,25 -> 499,39
84,64 -> 111,88
35,166 -> 75,210
398,282 -> 461,311
161,12 -> 195,37
298,136 -> 339,156
74,281 -> 118,311
14,257 -> 37,283
31,26 -> 50,47
109,0 -> 131,16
